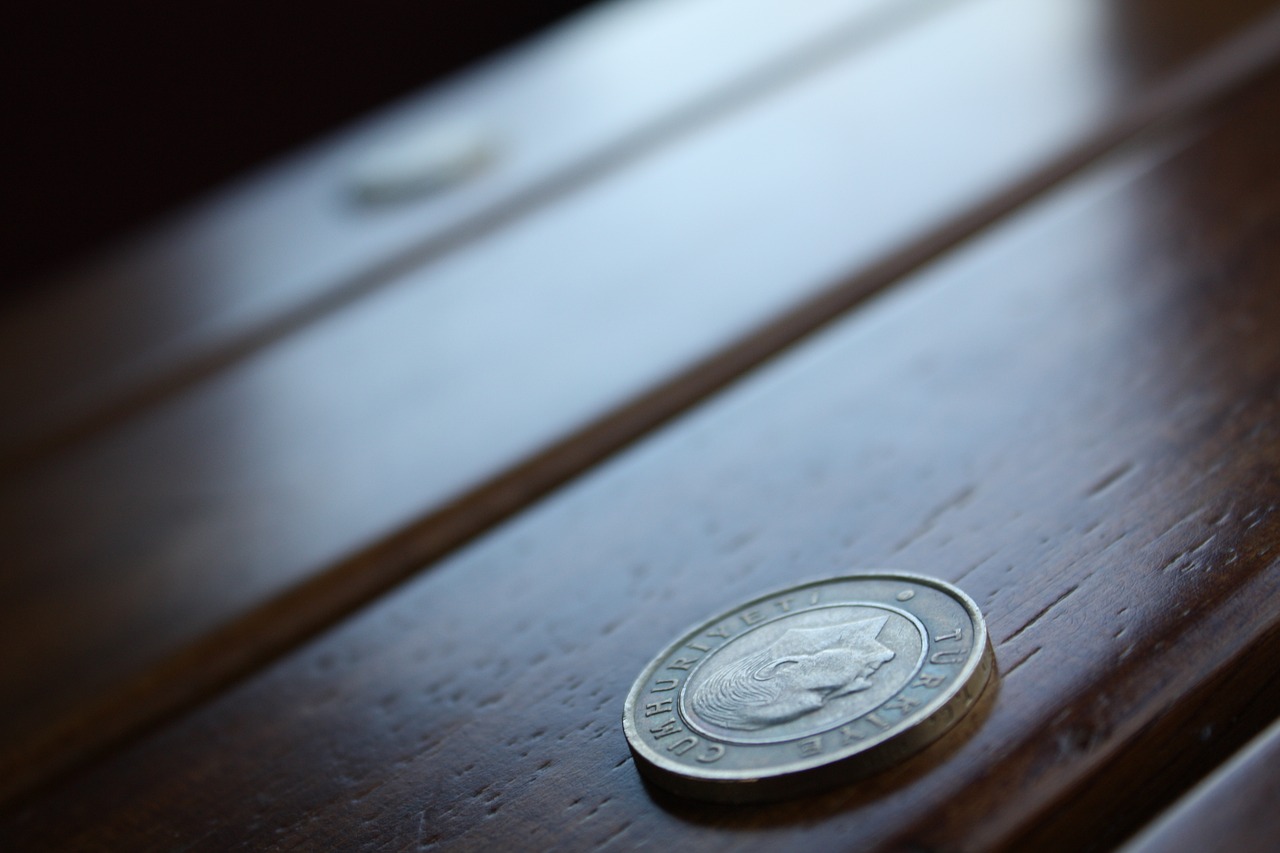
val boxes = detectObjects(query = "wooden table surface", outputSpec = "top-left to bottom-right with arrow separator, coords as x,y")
4,0 -> 1280,849
0,0 -> 921,466
1121,718 -> 1280,853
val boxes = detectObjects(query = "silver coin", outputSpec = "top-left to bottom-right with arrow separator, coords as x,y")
622,572 -> 993,803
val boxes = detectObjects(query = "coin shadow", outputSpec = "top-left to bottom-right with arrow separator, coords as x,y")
640,665 -> 1001,828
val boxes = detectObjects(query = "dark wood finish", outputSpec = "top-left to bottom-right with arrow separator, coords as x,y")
9,49 -> 1280,851
1121,718 -> 1280,853
5,0 -> 1277,469
0,0 -> 916,466
6,0 -> 1280,806
1,0 -> 596,286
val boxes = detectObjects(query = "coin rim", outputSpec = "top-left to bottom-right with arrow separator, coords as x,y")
622,571 -> 992,800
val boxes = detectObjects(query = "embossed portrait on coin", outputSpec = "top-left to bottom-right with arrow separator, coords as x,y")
688,615 -> 895,731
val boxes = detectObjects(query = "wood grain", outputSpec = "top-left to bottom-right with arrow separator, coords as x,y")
1120,717 -> 1280,853
8,48 -> 1280,851
6,0 -> 1280,806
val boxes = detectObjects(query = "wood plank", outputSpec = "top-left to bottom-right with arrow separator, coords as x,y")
5,0 -> 1280,806
2,0 -> 602,286
8,43 -> 1280,852
1120,718 -> 1280,853
0,0 -> 925,467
